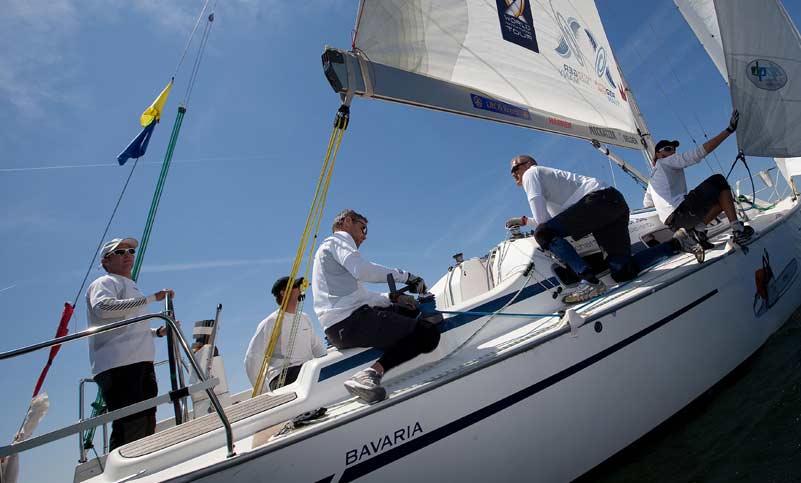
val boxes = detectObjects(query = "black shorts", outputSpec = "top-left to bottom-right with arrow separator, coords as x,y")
544,187 -> 631,262
325,304 -> 419,351
666,174 -> 729,230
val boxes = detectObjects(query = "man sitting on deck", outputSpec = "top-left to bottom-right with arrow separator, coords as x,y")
312,209 -> 440,403
86,237 -> 174,450
506,156 -> 697,304
644,110 -> 754,248
244,276 -> 327,394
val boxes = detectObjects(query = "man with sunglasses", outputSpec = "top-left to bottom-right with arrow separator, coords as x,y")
86,237 -> 175,449
506,155 -> 687,304
312,209 -> 439,403
644,110 -> 754,247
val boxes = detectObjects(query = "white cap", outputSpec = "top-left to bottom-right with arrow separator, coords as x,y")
99,237 -> 139,259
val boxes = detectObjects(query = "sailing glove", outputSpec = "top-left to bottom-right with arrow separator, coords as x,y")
505,216 -> 528,228
727,110 -> 739,133
406,273 -> 428,294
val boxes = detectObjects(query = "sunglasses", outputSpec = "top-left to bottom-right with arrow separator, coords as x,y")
106,248 -> 136,258
658,145 -> 675,153
511,162 -> 529,174
354,220 -> 368,235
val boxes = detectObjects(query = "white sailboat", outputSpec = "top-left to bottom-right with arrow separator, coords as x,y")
3,1 -> 801,482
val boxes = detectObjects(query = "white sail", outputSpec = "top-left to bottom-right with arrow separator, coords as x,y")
674,0 -> 727,80
713,0 -> 801,157
346,0 -> 643,149
775,157 -> 801,186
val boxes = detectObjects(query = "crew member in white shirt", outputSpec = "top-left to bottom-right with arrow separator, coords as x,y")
312,209 -> 439,403
244,276 -> 327,393
644,110 -> 754,247
86,237 -> 174,450
506,156 -> 686,304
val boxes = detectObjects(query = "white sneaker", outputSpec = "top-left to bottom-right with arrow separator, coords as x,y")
344,368 -> 387,403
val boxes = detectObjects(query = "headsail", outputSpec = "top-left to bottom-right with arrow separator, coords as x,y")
674,0 -> 727,80
324,0 -> 643,150
677,0 -> 801,157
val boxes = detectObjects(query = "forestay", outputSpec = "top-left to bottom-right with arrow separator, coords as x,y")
348,0 -> 642,150
678,0 -> 801,157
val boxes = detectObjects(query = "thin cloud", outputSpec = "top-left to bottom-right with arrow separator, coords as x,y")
0,284 -> 17,294
140,257 -> 293,273
0,155 -> 276,173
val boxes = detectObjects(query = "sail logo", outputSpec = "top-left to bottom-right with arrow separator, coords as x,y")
747,59 -> 787,91
495,0 -> 539,54
471,93 -> 531,120
553,10 -> 621,102
589,126 -> 616,140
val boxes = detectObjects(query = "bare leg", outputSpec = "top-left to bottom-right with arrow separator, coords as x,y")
717,189 -> 738,222
703,204 -> 722,224
371,362 -> 385,376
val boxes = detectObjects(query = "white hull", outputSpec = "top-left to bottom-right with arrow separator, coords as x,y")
82,199 -> 801,483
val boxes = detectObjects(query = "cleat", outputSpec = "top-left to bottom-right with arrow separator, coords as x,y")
562,280 -> 607,304
675,228 -> 705,263
344,368 -> 387,403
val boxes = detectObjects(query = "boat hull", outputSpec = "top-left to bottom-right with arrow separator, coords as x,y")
161,205 -> 801,483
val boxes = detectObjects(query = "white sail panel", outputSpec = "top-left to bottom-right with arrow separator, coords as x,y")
714,0 -> 801,157
775,157 -> 801,185
674,0 -> 727,80
353,0 -> 640,143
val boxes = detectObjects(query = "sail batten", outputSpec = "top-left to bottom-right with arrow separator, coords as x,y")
335,0 -> 643,149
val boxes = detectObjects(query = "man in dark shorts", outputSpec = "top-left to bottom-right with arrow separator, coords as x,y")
312,209 -> 440,403
644,110 -> 754,248
506,155 -> 684,304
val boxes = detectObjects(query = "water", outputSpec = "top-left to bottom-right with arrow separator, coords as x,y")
578,307 -> 801,482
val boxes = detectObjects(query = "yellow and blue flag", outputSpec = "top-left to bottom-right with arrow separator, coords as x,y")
117,79 -> 173,165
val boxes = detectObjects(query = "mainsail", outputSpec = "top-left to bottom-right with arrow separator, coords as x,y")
676,0 -> 801,158
324,0 -> 644,150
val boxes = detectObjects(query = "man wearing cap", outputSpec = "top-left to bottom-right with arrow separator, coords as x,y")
312,209 -> 440,403
644,110 -> 754,247
244,276 -> 327,394
86,237 -> 174,450
505,156 -> 693,304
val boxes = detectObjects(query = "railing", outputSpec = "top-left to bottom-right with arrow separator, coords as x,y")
0,298 -> 236,459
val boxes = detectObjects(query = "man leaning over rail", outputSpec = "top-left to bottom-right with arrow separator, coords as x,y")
312,209 -> 440,403
86,237 -> 174,450
244,276 -> 327,394
506,156 -> 696,305
644,110 -> 754,248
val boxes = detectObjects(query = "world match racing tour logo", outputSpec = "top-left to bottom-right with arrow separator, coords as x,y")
553,8 -> 626,107
495,0 -> 539,53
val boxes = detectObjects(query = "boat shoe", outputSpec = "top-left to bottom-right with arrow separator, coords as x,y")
562,280 -> 608,304
691,229 -> 715,249
732,225 -> 755,245
344,368 -> 387,403
675,228 -> 705,263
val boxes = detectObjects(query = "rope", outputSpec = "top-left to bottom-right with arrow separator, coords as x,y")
183,5 -> 217,107
252,105 -> 351,396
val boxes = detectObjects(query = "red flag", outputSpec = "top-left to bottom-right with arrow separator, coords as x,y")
32,303 -> 74,398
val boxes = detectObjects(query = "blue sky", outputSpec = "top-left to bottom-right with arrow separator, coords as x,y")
2,1 -> 800,481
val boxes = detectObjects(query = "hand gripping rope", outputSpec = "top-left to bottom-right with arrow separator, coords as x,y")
251,104 -> 351,396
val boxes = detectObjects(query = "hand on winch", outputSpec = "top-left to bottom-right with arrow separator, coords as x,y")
405,273 -> 428,294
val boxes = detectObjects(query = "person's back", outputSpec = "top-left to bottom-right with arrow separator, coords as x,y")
523,165 -> 605,220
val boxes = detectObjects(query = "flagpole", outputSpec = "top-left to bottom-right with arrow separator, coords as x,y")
132,104 -> 186,281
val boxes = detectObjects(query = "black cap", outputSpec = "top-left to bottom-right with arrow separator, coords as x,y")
654,139 -> 680,154
271,276 -> 304,298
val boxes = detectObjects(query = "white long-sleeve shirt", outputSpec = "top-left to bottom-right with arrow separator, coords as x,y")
521,166 -> 607,227
312,231 -> 410,329
244,310 -> 327,391
645,145 -> 708,223
86,274 -> 158,375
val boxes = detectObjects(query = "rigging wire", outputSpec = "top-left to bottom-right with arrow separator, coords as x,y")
630,43 -> 716,176
172,0 -> 211,79
648,21 -> 727,174
72,158 -> 141,327
183,1 -> 218,107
